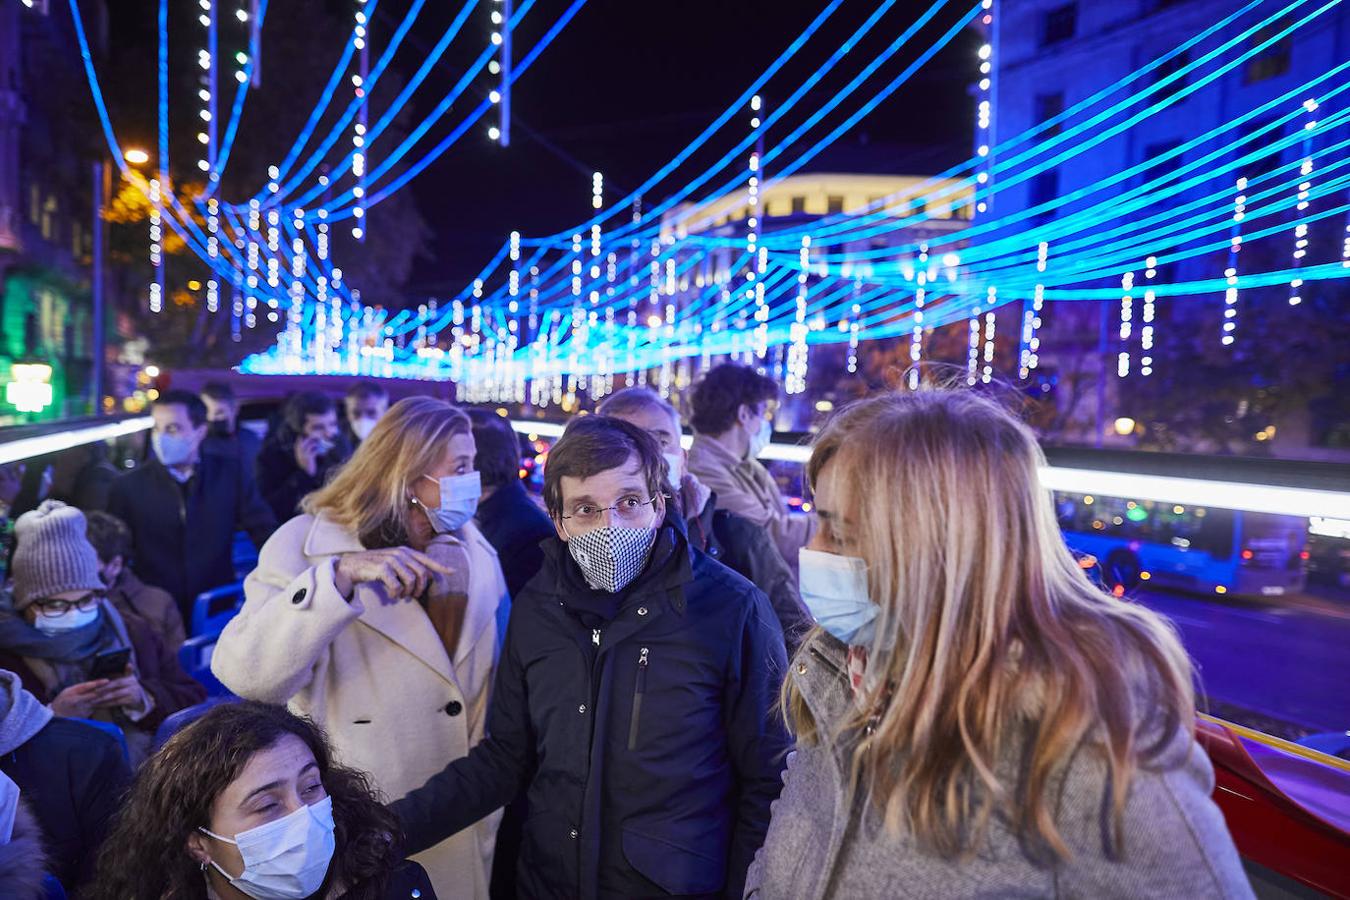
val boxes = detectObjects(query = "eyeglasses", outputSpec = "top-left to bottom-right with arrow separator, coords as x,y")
34,591 -> 104,617
560,494 -> 661,527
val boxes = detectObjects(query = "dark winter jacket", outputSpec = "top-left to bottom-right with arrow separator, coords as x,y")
0,718 -> 131,891
254,437 -> 349,524
392,513 -> 791,900
106,449 -> 275,618
106,569 -> 187,652
684,491 -> 811,653
474,480 -> 555,599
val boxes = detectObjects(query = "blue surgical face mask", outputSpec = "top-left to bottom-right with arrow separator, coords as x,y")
747,416 -> 772,460
419,472 -> 482,534
799,547 -> 878,647
152,431 -> 198,468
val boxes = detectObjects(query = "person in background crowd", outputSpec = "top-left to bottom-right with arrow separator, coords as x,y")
107,390 -> 276,621
257,391 -> 352,523
746,390 -> 1252,899
687,364 -> 815,572
84,511 -> 187,652
463,409 -> 552,900
0,771 -> 51,900
201,381 -> 263,473
0,501 -> 205,765
213,398 -> 508,900
344,380 -> 391,447
9,444 -> 119,519
393,415 -> 790,900
0,464 -> 24,583
0,668 -> 130,892
598,387 -> 811,651
465,409 -> 553,601
88,701 -> 437,900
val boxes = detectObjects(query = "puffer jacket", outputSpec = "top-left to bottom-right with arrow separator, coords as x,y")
394,512 -> 791,900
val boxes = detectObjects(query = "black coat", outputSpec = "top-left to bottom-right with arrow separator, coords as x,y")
0,718 -> 132,891
254,437 -> 348,524
106,448 -> 276,616
393,514 -> 791,900
474,480 -> 556,599
684,492 -> 812,653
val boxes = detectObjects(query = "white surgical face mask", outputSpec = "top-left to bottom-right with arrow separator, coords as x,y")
350,417 -> 378,441
153,431 -> 197,468
799,548 -> 878,647
420,471 -> 482,534
747,416 -> 772,460
663,451 -> 684,484
34,604 -> 101,635
200,796 -> 335,900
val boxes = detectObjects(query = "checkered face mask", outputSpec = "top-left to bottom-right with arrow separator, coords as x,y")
565,519 -> 659,593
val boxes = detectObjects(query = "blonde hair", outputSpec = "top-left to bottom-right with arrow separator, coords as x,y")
786,388 -> 1194,862
302,396 -> 470,547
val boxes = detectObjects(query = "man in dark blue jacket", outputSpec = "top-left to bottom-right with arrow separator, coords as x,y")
107,391 -> 276,622
466,409 -> 554,601
394,416 -> 790,900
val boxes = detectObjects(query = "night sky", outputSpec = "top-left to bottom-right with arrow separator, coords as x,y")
99,0 -> 978,291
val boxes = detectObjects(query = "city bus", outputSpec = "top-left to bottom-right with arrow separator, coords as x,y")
1054,492 -> 1309,598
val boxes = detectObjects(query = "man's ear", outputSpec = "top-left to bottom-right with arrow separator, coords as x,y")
552,516 -> 570,543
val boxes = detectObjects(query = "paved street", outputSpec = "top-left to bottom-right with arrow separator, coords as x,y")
1136,589 -> 1350,737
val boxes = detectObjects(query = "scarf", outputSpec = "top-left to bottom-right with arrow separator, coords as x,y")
422,534 -> 472,660
0,669 -> 52,755
0,605 -> 114,661
0,603 -> 133,698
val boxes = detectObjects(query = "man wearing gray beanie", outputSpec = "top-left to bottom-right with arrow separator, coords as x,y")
0,501 -> 204,766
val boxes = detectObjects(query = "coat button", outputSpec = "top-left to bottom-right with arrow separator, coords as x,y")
291,588 -> 307,604
637,606 -> 648,616
796,663 -> 807,675
578,704 -> 587,714
569,829 -> 579,839
444,701 -> 463,716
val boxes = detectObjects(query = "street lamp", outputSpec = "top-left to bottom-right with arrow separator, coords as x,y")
92,147 -> 150,418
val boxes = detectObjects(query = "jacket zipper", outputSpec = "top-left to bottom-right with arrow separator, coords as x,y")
592,628 -> 601,647
627,646 -> 649,750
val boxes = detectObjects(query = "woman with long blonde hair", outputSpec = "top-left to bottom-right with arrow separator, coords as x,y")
746,389 -> 1251,898
212,396 -> 509,900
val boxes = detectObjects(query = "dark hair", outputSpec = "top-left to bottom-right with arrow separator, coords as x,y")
689,363 -> 778,435
346,380 -> 388,401
154,390 -> 208,428
88,702 -> 404,900
200,381 -> 236,403
467,409 -> 522,489
285,391 -> 337,433
84,511 -> 132,564
544,416 -> 667,518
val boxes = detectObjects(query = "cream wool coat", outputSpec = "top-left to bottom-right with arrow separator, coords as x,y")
211,512 -> 508,900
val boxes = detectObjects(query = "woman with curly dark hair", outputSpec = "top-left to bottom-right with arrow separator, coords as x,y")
88,701 -> 436,900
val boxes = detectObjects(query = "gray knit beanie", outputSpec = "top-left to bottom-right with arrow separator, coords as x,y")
10,501 -> 105,611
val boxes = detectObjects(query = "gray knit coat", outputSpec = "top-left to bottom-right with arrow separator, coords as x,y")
745,634 -> 1255,899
